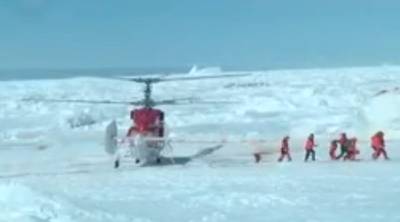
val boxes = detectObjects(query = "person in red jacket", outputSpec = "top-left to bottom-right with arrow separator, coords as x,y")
371,131 -> 389,160
278,136 -> 292,162
304,133 -> 317,161
329,140 -> 338,160
336,133 -> 351,160
344,137 -> 360,160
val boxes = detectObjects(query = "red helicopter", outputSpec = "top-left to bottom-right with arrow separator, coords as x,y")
107,74 -> 249,168
24,73 -> 249,167
105,77 -> 175,168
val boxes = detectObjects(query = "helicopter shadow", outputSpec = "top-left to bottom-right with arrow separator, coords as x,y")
143,144 -> 224,167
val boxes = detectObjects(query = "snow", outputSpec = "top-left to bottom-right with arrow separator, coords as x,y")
1,65 -> 400,221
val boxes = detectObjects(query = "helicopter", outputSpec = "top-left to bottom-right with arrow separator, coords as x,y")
107,74 -> 251,168
23,71 -> 250,168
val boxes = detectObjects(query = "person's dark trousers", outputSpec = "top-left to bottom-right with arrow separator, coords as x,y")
374,148 -> 389,160
305,149 -> 316,161
336,146 -> 348,160
278,152 -> 292,162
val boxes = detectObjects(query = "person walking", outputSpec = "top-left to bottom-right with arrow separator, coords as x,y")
304,133 -> 317,161
278,136 -> 292,162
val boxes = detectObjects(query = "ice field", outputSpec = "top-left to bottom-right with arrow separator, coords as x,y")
0,66 -> 400,221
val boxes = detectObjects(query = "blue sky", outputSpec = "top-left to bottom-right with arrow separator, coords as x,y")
1,0 -> 400,69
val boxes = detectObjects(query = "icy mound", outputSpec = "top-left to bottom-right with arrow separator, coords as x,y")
0,183 -> 139,222
0,183 -> 74,222
362,93 -> 400,138
187,65 -> 223,75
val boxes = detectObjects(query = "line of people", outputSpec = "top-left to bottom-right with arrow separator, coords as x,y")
254,131 -> 390,163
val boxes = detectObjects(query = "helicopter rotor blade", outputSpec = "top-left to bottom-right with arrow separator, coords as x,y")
21,98 -> 144,105
154,99 -> 236,106
161,73 -> 250,82
120,73 -> 250,83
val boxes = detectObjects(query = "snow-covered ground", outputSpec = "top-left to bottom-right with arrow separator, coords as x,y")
1,66 -> 400,221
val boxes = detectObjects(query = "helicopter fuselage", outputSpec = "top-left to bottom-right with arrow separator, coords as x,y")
127,107 -> 164,137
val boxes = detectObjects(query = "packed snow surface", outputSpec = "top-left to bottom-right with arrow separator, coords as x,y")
1,66 -> 400,221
